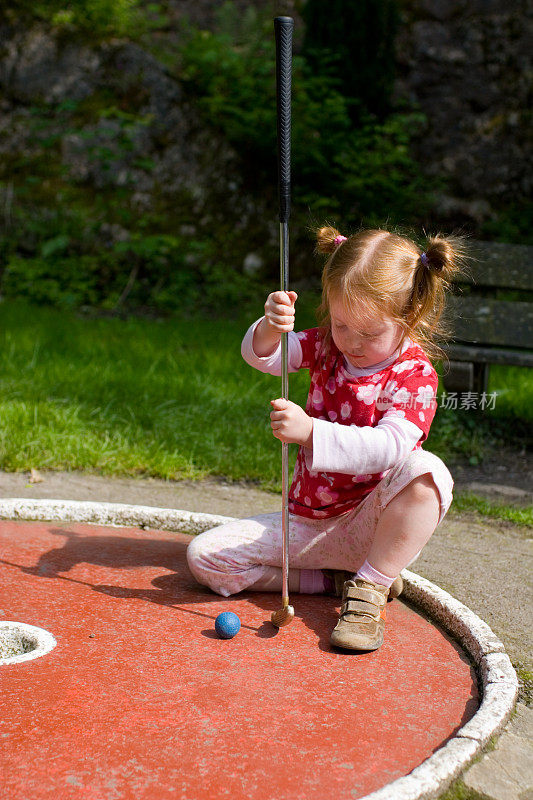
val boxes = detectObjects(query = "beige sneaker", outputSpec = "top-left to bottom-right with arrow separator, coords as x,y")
330,579 -> 389,651
323,570 -> 403,601
389,574 -> 403,600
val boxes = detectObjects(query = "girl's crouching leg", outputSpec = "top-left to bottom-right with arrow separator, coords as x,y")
382,449 -> 454,526
186,514 -> 283,598
364,449 -> 454,578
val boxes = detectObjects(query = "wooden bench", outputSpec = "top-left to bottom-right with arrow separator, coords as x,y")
441,240 -> 533,394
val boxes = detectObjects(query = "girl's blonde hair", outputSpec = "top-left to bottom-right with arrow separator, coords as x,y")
315,226 -> 470,363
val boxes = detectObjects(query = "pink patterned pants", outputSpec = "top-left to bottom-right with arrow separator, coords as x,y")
187,449 -> 453,597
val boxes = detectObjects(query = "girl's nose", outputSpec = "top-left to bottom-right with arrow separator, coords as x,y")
347,335 -> 363,351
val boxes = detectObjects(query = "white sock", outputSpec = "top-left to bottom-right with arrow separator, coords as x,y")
354,560 -> 395,588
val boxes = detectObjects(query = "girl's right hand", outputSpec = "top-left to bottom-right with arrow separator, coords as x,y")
264,290 -> 298,332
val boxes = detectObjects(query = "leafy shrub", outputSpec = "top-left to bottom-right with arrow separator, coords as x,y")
179,4 -> 432,229
0,1 -> 433,312
1,0 -> 142,37
3,255 -> 102,308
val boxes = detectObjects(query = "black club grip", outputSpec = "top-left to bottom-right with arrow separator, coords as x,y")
274,16 -> 293,224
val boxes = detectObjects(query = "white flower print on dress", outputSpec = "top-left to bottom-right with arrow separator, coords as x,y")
296,331 -> 307,341
419,411 -> 425,422
376,391 -> 393,411
326,377 -> 336,394
391,359 -> 417,374
392,387 -> 410,405
340,401 -> 352,419
356,383 -> 381,405
351,474 -> 373,483
293,481 -> 301,498
328,410 -> 338,421
316,486 -> 339,504
421,362 -> 433,376
415,385 -> 436,408
312,387 -> 324,408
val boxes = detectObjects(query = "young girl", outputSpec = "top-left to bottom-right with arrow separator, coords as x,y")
187,227 -> 464,651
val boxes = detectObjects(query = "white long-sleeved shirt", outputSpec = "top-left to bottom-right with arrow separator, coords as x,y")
242,318 -> 424,476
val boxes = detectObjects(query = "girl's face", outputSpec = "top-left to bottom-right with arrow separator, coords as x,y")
329,296 -> 403,369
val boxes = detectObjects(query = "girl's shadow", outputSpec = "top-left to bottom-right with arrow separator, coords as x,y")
14,526 -> 341,650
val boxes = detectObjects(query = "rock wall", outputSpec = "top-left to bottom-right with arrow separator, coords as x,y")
393,0 -> 531,228
169,0 -> 532,229
0,0 -> 530,259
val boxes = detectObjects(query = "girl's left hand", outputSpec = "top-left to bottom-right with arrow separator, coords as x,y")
270,398 -> 313,447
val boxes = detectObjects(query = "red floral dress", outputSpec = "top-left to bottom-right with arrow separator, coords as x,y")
289,328 -> 439,519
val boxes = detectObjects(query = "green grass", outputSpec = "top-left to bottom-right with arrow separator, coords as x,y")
515,663 -> 533,706
450,493 -> 533,528
0,302 -> 531,508
0,301 -> 309,486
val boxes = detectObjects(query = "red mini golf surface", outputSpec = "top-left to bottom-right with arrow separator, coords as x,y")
0,520 -> 478,800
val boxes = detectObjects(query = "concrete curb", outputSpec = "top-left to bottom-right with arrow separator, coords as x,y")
0,497 -> 234,535
0,498 -> 519,800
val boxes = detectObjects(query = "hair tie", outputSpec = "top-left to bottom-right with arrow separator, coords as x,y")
420,252 -> 429,268
334,235 -> 347,248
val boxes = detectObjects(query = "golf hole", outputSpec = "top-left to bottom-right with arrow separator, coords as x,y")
0,622 -> 56,665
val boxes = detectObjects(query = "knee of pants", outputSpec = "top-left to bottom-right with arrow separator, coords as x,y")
186,528 -> 245,583
401,449 -> 454,520
186,533 -> 212,583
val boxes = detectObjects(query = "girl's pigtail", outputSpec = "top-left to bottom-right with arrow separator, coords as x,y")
407,234 -> 470,356
316,226 -> 345,255
423,236 -> 467,281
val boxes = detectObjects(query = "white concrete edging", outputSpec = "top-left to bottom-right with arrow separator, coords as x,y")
0,498 -> 519,799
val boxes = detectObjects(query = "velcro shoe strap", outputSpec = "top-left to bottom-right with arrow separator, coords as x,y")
341,599 -> 379,619
344,586 -> 385,607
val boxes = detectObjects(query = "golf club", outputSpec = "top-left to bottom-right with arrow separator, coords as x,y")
271,15 -> 295,629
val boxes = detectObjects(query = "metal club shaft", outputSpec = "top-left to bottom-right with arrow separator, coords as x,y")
271,16 -> 295,629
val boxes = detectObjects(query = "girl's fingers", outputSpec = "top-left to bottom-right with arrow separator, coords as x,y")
271,398 -> 289,410
272,290 -> 297,305
267,309 -> 295,322
268,313 -> 294,324
272,301 -> 295,313
267,299 -> 296,314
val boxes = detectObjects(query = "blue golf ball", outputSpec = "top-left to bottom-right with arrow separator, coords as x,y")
215,611 -> 241,639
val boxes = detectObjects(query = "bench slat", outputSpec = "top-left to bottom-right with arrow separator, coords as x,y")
458,242 -> 533,290
444,344 -> 533,368
446,297 -> 533,348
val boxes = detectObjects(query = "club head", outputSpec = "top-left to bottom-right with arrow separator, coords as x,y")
271,604 -> 295,628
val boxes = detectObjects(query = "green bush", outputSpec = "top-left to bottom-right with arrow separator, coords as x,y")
179,4 -> 432,228
1,0 -> 142,37
3,255 -> 102,308
0,1 -> 433,312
